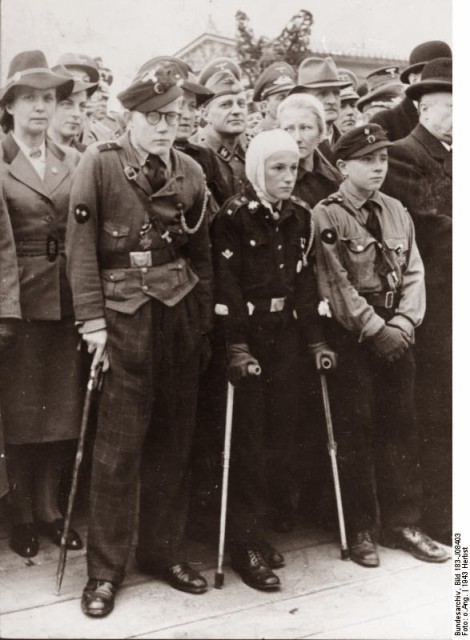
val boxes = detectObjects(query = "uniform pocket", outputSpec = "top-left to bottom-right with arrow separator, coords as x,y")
101,269 -> 127,301
101,222 -> 130,252
383,237 -> 408,270
242,233 -> 271,284
340,236 -> 380,290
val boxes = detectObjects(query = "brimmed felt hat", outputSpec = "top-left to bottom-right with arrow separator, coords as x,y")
136,56 -> 213,107
117,62 -> 183,113
52,64 -> 98,98
334,123 -> 392,161
356,66 -> 403,111
252,62 -> 296,102
198,57 -> 242,86
56,52 -> 100,84
0,50 -> 74,103
405,57 -> 452,101
289,57 -> 352,94
400,40 -> 452,84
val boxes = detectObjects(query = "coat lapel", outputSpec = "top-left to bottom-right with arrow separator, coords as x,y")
413,124 -> 452,178
3,134 -> 49,199
43,140 -> 70,195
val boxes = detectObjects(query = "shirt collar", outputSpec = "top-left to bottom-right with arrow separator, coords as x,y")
339,180 -> 382,210
12,133 -> 46,162
441,140 -> 452,152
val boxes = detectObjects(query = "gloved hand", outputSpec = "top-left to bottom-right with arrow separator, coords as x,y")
200,333 -> 212,373
0,320 -> 18,353
307,341 -> 338,372
227,343 -> 260,385
371,325 -> 410,361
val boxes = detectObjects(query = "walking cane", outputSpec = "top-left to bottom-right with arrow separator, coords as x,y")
214,363 -> 261,588
319,356 -> 349,560
55,357 -> 105,595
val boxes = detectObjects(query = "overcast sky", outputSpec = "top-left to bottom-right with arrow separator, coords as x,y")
1,0 -> 452,92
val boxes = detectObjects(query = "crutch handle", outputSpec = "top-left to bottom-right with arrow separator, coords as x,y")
247,364 -> 261,376
320,356 -> 333,370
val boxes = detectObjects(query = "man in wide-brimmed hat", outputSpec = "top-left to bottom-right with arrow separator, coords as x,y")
383,57 -> 452,547
370,40 -> 451,141
66,58 -> 213,617
289,56 -> 351,161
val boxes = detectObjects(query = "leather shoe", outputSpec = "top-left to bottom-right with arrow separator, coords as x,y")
81,579 -> 117,618
164,562 -> 208,594
231,547 -> 281,591
255,538 -> 285,568
349,530 -> 380,568
37,518 -> 83,550
381,526 -> 450,563
10,523 -> 38,558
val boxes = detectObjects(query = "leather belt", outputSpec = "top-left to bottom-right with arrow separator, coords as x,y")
16,238 -> 64,262
247,297 -> 287,314
99,246 -> 178,269
363,290 -> 396,309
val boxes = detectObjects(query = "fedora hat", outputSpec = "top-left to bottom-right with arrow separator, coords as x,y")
400,40 -> 452,84
51,65 -> 98,98
290,57 -> 351,93
56,52 -> 100,84
405,57 -> 452,101
0,50 -> 74,103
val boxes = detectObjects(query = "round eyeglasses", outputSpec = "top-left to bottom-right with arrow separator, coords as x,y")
145,111 -> 181,126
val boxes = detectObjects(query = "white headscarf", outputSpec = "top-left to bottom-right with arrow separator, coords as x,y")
245,129 -> 300,215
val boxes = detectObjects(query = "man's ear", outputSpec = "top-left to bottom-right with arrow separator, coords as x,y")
200,105 -> 209,124
336,158 -> 348,178
260,99 -> 268,115
122,109 -> 132,127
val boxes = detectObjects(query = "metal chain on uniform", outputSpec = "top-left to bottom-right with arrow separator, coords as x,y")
179,185 -> 209,235
302,208 -> 315,267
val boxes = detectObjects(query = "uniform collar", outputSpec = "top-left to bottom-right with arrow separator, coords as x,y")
339,180 -> 382,210
203,127 -> 245,161
120,130 -> 183,177
12,133 -> 46,163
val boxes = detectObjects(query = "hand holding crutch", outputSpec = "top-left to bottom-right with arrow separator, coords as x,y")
313,347 -> 349,560
55,354 -> 106,595
215,343 -> 261,588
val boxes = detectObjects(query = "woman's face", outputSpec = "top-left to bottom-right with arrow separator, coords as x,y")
264,150 -> 298,201
51,90 -> 87,140
7,86 -> 56,136
278,106 -> 322,159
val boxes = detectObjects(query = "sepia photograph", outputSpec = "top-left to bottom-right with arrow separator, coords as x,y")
0,0 -> 460,638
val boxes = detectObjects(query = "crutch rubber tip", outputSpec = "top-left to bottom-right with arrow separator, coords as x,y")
214,572 -> 224,589
341,548 -> 350,560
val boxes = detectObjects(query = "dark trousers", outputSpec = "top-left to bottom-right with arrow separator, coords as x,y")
87,296 -> 201,584
326,321 -> 422,535
228,313 -> 299,549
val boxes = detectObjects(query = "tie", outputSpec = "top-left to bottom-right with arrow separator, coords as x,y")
29,147 -> 41,159
362,200 -> 383,245
143,154 -> 167,192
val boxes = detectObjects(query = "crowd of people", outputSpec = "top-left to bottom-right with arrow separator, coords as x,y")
0,37 -> 452,619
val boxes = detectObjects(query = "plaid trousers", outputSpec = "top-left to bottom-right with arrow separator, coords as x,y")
87,294 -> 201,584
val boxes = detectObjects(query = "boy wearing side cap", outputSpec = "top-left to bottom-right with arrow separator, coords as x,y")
312,124 -> 449,568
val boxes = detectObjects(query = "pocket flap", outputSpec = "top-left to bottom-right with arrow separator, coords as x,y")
340,237 -> 376,253
103,222 -> 130,238
383,237 -> 406,252
101,269 -> 126,282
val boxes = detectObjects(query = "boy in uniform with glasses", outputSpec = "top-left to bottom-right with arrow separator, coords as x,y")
66,61 -> 213,617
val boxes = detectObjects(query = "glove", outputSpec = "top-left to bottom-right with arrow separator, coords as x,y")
307,341 -> 338,372
0,320 -> 18,353
200,334 -> 212,373
227,343 -> 260,385
371,325 -> 410,361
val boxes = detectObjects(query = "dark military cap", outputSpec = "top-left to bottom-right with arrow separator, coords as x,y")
405,57 -> 452,101
356,66 -> 403,112
135,56 -> 213,106
117,62 -> 183,112
334,124 -> 392,162
203,70 -> 244,102
198,57 -> 242,86
52,64 -> 98,98
252,62 -> 296,102
401,40 -> 452,84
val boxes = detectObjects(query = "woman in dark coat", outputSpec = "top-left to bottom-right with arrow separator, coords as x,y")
0,50 -> 85,557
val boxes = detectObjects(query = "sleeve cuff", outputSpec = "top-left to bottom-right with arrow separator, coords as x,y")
388,314 -> 415,339
76,317 -> 107,334
359,313 -> 386,342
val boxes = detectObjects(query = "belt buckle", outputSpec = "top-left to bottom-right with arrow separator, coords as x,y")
385,291 -> 395,309
270,297 -> 285,312
124,165 -> 138,181
46,236 -> 58,262
129,251 -> 152,268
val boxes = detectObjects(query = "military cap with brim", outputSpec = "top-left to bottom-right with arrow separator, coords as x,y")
338,67 -> 359,91
405,57 -> 452,101
198,57 -> 242,86
334,124 -> 392,162
0,50 -> 74,103
56,52 -> 100,84
52,64 -> 98,98
340,86 -> 359,102
136,56 -> 213,107
252,62 -> 296,102
289,56 -> 352,94
202,70 -> 244,104
118,64 -> 183,112
400,40 -> 452,84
